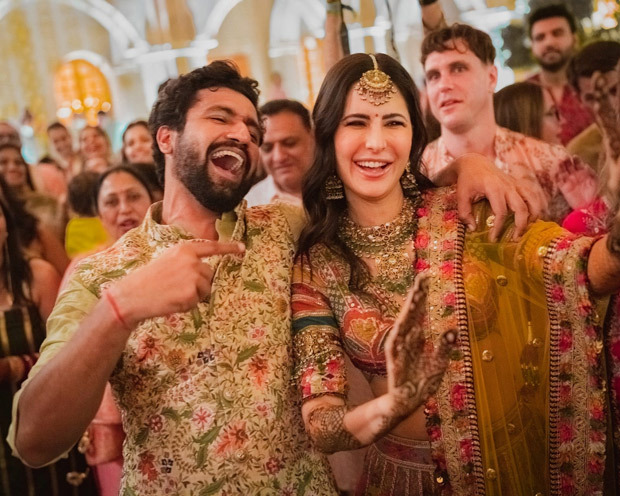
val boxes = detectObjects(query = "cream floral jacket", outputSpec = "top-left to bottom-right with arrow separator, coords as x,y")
10,201 -> 336,496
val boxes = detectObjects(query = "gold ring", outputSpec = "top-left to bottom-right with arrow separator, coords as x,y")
486,215 -> 496,228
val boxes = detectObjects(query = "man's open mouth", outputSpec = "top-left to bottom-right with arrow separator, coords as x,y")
210,149 -> 245,173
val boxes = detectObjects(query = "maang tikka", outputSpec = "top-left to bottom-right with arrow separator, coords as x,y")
355,54 -> 397,106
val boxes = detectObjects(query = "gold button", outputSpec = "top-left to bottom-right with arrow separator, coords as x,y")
532,338 -> 542,347
535,493 -> 543,496
486,468 -> 497,480
507,423 -> 516,434
223,389 -> 235,402
537,246 -> 548,258
214,331 -> 226,343
482,350 -> 494,362
436,476 -> 444,485
234,449 -> 247,462
486,215 -> 496,228
496,275 -> 508,286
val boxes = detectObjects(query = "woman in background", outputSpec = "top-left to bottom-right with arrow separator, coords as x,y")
0,176 -> 96,495
494,81 -> 563,145
121,120 -> 154,165
79,125 -> 112,173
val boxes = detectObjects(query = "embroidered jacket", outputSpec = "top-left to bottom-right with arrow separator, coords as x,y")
10,201 -> 336,496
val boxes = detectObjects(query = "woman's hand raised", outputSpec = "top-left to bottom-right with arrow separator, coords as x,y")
384,274 -> 456,420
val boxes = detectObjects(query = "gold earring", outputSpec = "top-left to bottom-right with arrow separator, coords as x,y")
324,174 -> 344,200
400,161 -> 419,198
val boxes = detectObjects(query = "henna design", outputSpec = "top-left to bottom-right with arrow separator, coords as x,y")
307,405 -> 363,453
385,273 -> 455,422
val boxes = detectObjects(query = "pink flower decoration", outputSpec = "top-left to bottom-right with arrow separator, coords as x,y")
442,239 -> 455,251
550,285 -> 565,303
588,457 -> 605,475
440,261 -> 454,278
428,426 -> 442,441
559,421 -> 574,443
443,210 -> 458,222
442,292 -> 456,307
416,259 -> 431,271
417,207 -> 429,218
459,438 -> 473,460
265,456 -> 283,475
415,231 -> 430,249
450,384 -> 466,410
559,330 -> 573,353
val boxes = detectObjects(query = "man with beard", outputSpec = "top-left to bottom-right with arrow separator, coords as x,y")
8,61 -> 338,495
527,4 -> 593,145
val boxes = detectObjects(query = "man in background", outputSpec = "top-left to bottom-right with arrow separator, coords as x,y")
527,3 -> 593,145
245,99 -> 314,206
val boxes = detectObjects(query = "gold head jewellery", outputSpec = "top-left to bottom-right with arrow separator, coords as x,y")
338,198 -> 417,294
355,54 -> 397,106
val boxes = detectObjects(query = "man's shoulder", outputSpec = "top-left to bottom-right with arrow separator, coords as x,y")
73,229 -> 151,296
497,127 -> 570,159
246,202 -> 305,241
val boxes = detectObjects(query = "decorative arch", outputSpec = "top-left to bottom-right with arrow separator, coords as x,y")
55,50 -> 120,124
0,0 -> 148,55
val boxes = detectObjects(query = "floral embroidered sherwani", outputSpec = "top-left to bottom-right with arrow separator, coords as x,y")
421,126 -> 597,223
9,201 -> 337,496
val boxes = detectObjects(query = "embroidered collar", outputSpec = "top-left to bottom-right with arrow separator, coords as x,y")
140,200 -> 248,244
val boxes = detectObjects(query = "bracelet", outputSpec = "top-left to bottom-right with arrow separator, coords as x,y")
326,1 -> 342,15
103,289 -> 130,329
419,0 -> 438,5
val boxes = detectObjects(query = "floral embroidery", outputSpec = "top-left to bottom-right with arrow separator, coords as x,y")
64,202 -> 336,495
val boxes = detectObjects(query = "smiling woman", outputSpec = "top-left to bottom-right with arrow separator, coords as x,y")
292,52 -> 620,495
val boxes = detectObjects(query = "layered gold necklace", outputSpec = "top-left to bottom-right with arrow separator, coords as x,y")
338,198 -> 417,294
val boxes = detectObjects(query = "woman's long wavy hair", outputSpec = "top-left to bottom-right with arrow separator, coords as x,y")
0,176 -> 33,305
297,53 -> 431,286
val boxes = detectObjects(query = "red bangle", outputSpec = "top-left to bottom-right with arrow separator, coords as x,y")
104,289 -> 129,329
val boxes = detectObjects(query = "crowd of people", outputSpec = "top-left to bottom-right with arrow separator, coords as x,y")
0,1 -> 619,495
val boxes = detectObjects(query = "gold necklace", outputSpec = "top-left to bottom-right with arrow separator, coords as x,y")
339,198 -> 417,294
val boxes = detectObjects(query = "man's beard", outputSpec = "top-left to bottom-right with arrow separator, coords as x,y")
535,49 -> 571,73
172,136 -> 254,214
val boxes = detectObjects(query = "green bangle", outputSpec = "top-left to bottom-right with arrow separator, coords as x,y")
326,1 -> 342,15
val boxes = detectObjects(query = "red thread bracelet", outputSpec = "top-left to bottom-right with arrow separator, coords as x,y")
104,289 -> 129,329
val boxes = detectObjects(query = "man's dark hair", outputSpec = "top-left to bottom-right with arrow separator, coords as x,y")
46,121 -> 68,134
148,60 -> 261,185
568,41 -> 620,94
528,4 -> 577,37
421,23 -> 495,67
259,99 -> 312,131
